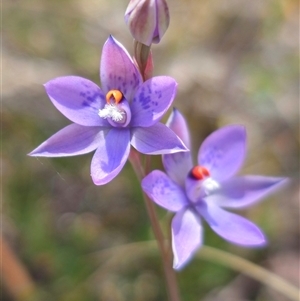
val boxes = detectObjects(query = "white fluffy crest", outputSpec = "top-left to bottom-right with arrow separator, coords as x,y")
98,104 -> 124,122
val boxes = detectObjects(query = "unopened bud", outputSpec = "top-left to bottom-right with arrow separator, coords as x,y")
125,0 -> 170,46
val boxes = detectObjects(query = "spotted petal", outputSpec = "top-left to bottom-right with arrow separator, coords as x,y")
44,76 -> 107,126
197,201 -> 266,246
206,176 -> 289,209
100,36 -> 142,101
29,124 -> 102,157
142,170 -> 188,212
130,123 -> 188,155
172,208 -> 203,270
163,108 -> 192,186
198,125 -> 246,182
91,128 -> 131,185
130,76 -> 177,127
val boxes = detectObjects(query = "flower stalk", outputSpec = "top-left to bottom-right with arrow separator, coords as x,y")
129,148 -> 181,301
133,40 -> 153,80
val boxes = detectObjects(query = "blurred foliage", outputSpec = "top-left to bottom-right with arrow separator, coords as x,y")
3,0 -> 299,300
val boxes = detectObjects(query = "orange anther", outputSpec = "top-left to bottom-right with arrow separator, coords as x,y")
191,166 -> 210,180
106,90 -> 123,104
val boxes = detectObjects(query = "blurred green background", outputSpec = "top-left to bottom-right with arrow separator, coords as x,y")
3,0 -> 299,300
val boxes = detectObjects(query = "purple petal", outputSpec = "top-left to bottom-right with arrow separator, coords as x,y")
197,201 -> 266,246
130,76 -> 177,127
172,208 -> 203,270
185,175 -> 206,203
44,76 -> 107,126
162,108 -> 193,186
141,170 -> 188,212
198,125 -> 246,182
163,153 -> 193,187
91,128 -> 130,185
206,176 -> 289,209
29,124 -> 102,157
165,108 -> 191,148
130,123 -> 188,155
100,36 -> 142,101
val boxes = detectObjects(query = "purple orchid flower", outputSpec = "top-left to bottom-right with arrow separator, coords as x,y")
142,109 -> 288,270
29,36 -> 187,185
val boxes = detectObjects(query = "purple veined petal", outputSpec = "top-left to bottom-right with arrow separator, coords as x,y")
198,125 -> 246,182
130,123 -> 188,155
91,128 -> 131,185
130,76 -> 177,127
172,208 -> 203,270
44,76 -> 108,126
197,201 -> 266,246
206,176 -> 289,209
163,152 -> 193,187
166,108 -> 191,148
141,170 -> 188,212
100,36 -> 143,101
29,124 -> 103,157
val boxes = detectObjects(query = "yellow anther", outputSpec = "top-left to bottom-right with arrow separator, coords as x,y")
106,90 -> 123,104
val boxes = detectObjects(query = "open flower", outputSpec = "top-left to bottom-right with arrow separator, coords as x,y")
142,109 -> 288,270
29,36 -> 187,185
125,0 -> 169,46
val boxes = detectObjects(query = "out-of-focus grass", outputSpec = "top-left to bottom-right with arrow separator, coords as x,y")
3,0 -> 299,300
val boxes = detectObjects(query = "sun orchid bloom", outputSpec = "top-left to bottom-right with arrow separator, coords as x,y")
29,36 -> 187,185
125,0 -> 170,46
142,109 -> 288,270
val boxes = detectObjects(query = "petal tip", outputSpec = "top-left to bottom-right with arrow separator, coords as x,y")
108,34 -> 115,41
172,257 -> 188,271
249,235 -> 268,247
27,146 -> 43,157
172,262 -> 181,271
172,107 -> 178,113
106,35 -> 117,46
241,227 -> 268,247
91,173 -> 112,186
43,81 -> 51,91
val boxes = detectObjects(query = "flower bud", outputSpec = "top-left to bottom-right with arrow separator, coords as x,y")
125,0 -> 170,46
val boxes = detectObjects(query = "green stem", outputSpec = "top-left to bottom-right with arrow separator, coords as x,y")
128,149 -> 181,301
94,241 -> 300,301
198,246 -> 300,301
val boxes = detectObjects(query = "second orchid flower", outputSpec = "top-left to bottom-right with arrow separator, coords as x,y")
142,109 -> 288,270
